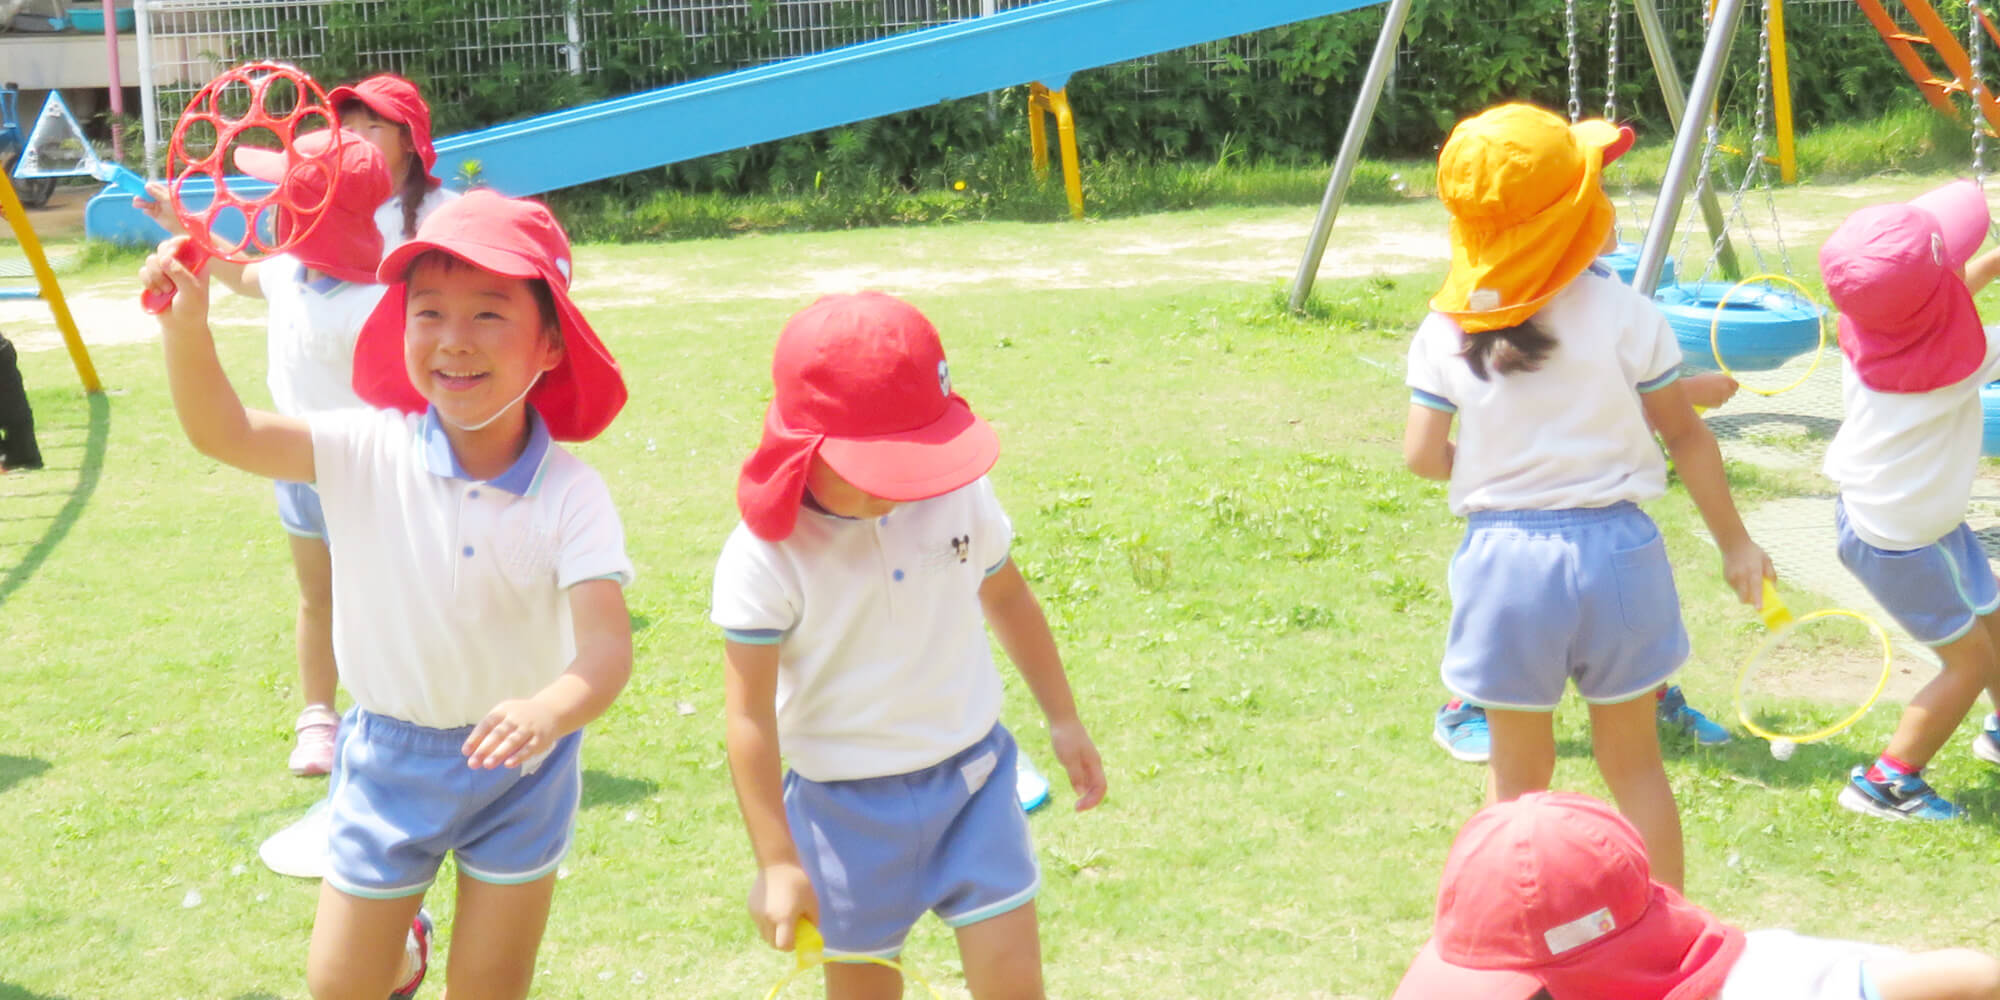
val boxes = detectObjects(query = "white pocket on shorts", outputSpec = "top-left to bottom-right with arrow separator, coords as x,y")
960,750 -> 997,795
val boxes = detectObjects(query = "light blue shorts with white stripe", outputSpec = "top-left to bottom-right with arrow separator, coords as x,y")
1442,502 -> 1689,710
325,708 -> 582,899
1836,498 -> 2000,647
783,723 -> 1039,958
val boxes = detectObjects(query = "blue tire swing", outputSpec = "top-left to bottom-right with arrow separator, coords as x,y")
1656,275 -> 1825,380
1982,381 -> 2000,456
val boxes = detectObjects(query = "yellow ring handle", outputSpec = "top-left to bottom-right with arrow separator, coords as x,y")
1733,601 -> 1894,745
764,920 -> 946,1000
1709,272 -> 1827,397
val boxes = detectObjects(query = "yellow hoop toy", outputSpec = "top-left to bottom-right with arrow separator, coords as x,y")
1733,580 -> 1893,745
763,920 -> 945,1000
1709,273 -> 1828,397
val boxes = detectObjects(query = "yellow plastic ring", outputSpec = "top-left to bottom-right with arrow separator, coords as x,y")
1709,272 -> 1827,397
1733,607 -> 1894,744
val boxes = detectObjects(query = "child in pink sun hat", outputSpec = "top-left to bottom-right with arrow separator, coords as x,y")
1392,791 -> 2000,1000
712,291 -> 1106,997
144,189 -> 633,999
1820,180 -> 2000,822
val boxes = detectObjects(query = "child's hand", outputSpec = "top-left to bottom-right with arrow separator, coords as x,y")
1723,539 -> 1775,608
462,698 -> 559,769
748,862 -> 817,951
1050,718 -> 1107,812
134,182 -> 187,237
139,237 -> 210,334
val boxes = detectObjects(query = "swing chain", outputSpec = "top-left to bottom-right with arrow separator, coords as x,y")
1677,1 -> 1727,284
1566,0 -> 1584,122
1606,0 -> 1627,245
1748,0 -> 1797,281
1972,0 -> 1988,185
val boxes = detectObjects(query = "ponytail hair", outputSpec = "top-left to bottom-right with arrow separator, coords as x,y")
397,144 -> 427,240
1461,320 -> 1556,380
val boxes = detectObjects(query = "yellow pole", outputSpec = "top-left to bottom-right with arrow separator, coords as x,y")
1049,88 -> 1085,220
1769,0 -> 1798,183
0,173 -> 102,393
1027,83 -> 1052,181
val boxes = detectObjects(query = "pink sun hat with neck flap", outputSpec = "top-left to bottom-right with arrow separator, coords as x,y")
1820,179 -> 1991,393
1392,792 -> 1745,1000
736,291 -> 999,542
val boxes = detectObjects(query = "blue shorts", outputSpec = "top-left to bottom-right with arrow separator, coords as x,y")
784,723 -> 1040,958
1442,503 -> 1689,710
1836,499 -> 2000,647
274,480 -> 327,540
324,709 -> 582,899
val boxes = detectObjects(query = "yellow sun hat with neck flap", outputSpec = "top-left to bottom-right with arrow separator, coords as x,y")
1431,103 -> 1634,334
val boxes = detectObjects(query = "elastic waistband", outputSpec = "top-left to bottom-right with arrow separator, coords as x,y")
1465,501 -> 1642,531
348,709 -> 478,756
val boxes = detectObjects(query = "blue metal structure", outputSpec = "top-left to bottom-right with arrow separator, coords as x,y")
89,0 -> 1380,242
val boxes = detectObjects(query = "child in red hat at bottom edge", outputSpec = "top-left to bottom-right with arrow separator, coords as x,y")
143,188 -> 634,1000
1392,791 -> 2000,1000
713,291 -> 1108,999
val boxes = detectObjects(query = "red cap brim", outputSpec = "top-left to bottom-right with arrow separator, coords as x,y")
1392,940 -> 1545,1000
1909,179 -> 1990,270
815,397 -> 998,503
1836,280 -> 1986,393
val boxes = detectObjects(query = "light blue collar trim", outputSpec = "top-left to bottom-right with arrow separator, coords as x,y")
419,405 -> 552,497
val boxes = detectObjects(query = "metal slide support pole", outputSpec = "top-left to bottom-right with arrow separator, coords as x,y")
1634,0 -> 1749,292
135,0 -> 160,181
1287,0 -> 1413,312
1631,0 -> 1741,281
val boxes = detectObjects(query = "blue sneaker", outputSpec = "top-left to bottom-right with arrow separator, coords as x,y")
1656,686 -> 1731,746
1838,765 -> 1964,822
1974,713 -> 2000,766
1433,702 -> 1490,763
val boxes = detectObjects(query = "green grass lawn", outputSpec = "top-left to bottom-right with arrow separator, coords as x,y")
8,188 -> 2000,998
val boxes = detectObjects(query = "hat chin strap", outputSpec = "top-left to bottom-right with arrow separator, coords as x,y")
442,375 -> 539,433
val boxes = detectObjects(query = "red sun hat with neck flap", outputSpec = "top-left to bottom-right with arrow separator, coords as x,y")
231,128 -> 390,285
737,291 -> 999,541
328,73 -> 441,188
350,189 -> 627,442
1392,792 -> 1744,1000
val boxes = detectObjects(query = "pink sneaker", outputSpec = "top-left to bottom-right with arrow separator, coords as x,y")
288,705 -> 339,777
390,909 -> 433,999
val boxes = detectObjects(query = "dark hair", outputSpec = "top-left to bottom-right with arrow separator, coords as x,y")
406,249 -> 563,348
338,98 -> 429,239
1461,320 -> 1556,380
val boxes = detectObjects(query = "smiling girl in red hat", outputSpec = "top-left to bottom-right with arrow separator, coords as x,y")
329,74 -> 460,247
713,291 -> 1107,998
143,189 -> 632,1000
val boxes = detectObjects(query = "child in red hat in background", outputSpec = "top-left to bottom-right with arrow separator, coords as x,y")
713,291 -> 1107,998
1392,791 -> 2000,1000
139,129 -> 395,778
329,73 -> 460,247
143,189 -> 634,1000
1818,181 -> 2000,822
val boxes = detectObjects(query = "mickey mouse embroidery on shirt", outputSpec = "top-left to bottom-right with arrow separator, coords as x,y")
950,535 -> 970,563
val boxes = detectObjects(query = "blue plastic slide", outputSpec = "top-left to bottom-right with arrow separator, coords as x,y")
88,0 -> 1381,242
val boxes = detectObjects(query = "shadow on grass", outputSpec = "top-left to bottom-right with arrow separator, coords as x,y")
226,994 -> 283,1000
1556,733 -> 1874,790
582,769 -> 657,809
0,983 -> 68,999
1707,409 -> 1841,443
0,392 -> 108,606
0,756 -> 50,796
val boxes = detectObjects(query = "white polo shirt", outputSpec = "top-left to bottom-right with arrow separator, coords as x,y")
259,256 -> 388,418
1406,267 -> 1683,515
711,477 -> 1012,782
374,186 -> 460,251
313,406 -> 634,729
1825,325 -> 2000,550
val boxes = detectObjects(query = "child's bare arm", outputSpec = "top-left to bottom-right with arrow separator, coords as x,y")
723,639 -> 817,950
1641,380 -> 1774,606
145,237 -> 311,482
461,578 -> 633,768
979,559 -> 1107,811
1404,403 -> 1455,481
1966,245 -> 2000,296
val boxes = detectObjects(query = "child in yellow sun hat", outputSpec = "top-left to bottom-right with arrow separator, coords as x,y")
1402,102 -> 1772,891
